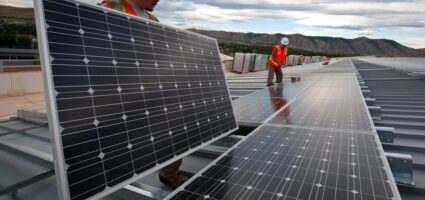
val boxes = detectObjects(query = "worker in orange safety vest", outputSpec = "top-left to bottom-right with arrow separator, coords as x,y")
99,0 -> 159,21
267,37 -> 289,87
98,0 -> 188,190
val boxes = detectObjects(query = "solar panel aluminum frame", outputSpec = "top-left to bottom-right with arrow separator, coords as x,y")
34,0 -> 238,199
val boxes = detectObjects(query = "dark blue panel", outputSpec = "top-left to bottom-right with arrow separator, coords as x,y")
171,125 -> 395,200
39,0 -> 237,199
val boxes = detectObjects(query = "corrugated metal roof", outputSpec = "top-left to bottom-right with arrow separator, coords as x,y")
353,59 -> 425,199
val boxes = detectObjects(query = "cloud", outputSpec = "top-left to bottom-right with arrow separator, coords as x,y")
395,36 -> 425,49
191,0 -> 317,11
356,29 -> 376,37
2,0 -> 425,48
154,0 -> 425,30
4,0 -> 424,31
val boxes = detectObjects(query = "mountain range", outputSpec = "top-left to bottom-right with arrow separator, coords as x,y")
191,29 -> 424,57
0,5 -> 423,57
417,48 -> 425,55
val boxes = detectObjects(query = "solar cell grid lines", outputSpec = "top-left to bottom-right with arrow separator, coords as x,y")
302,80 -> 362,99
317,60 -> 356,73
267,97 -> 373,131
233,78 -> 318,124
233,85 -> 291,124
169,125 -> 395,200
34,0 -> 237,199
268,73 -> 372,131
168,60 -> 400,200
233,97 -> 287,125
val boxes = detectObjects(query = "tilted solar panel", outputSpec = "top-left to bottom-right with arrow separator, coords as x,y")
34,0 -> 237,199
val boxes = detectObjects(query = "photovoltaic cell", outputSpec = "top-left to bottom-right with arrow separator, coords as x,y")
233,78 -> 318,124
169,125 -> 395,200
34,0 -> 237,199
168,60 -> 400,200
317,61 -> 356,73
232,86 -> 291,125
267,72 -> 373,132
267,97 -> 372,132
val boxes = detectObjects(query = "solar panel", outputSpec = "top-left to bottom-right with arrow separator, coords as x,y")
168,60 -> 400,200
268,74 -> 373,132
253,54 -> 268,72
267,98 -> 372,131
168,125 -> 398,200
318,60 -> 356,73
232,53 -> 246,73
233,86 -> 290,125
233,78 -> 318,124
34,0 -> 237,199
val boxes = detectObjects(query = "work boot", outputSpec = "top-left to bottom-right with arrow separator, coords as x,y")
159,173 -> 188,189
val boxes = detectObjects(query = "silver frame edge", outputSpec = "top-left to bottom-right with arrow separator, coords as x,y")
34,0 -> 70,199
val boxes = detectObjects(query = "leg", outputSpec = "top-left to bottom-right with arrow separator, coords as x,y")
275,67 -> 283,83
267,66 -> 274,86
159,159 -> 187,189
159,159 -> 182,178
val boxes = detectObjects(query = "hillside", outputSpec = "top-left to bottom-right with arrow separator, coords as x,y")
417,48 -> 425,56
191,29 -> 423,57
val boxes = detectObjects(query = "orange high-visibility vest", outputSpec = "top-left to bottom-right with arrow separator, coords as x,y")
268,45 -> 288,68
99,0 -> 159,22
99,0 -> 137,16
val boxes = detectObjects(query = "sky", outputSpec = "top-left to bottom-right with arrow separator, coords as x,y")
2,0 -> 425,49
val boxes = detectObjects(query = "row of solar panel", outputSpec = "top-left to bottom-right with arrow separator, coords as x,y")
232,77 -> 319,124
169,60 -> 399,199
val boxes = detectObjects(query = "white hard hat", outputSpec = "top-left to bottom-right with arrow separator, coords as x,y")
281,37 -> 289,45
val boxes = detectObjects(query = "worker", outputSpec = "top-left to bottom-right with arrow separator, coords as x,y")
299,55 -> 305,65
98,0 -> 188,190
267,37 -> 289,87
99,0 -> 159,21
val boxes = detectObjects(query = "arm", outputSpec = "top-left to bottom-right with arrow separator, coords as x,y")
281,47 -> 288,68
